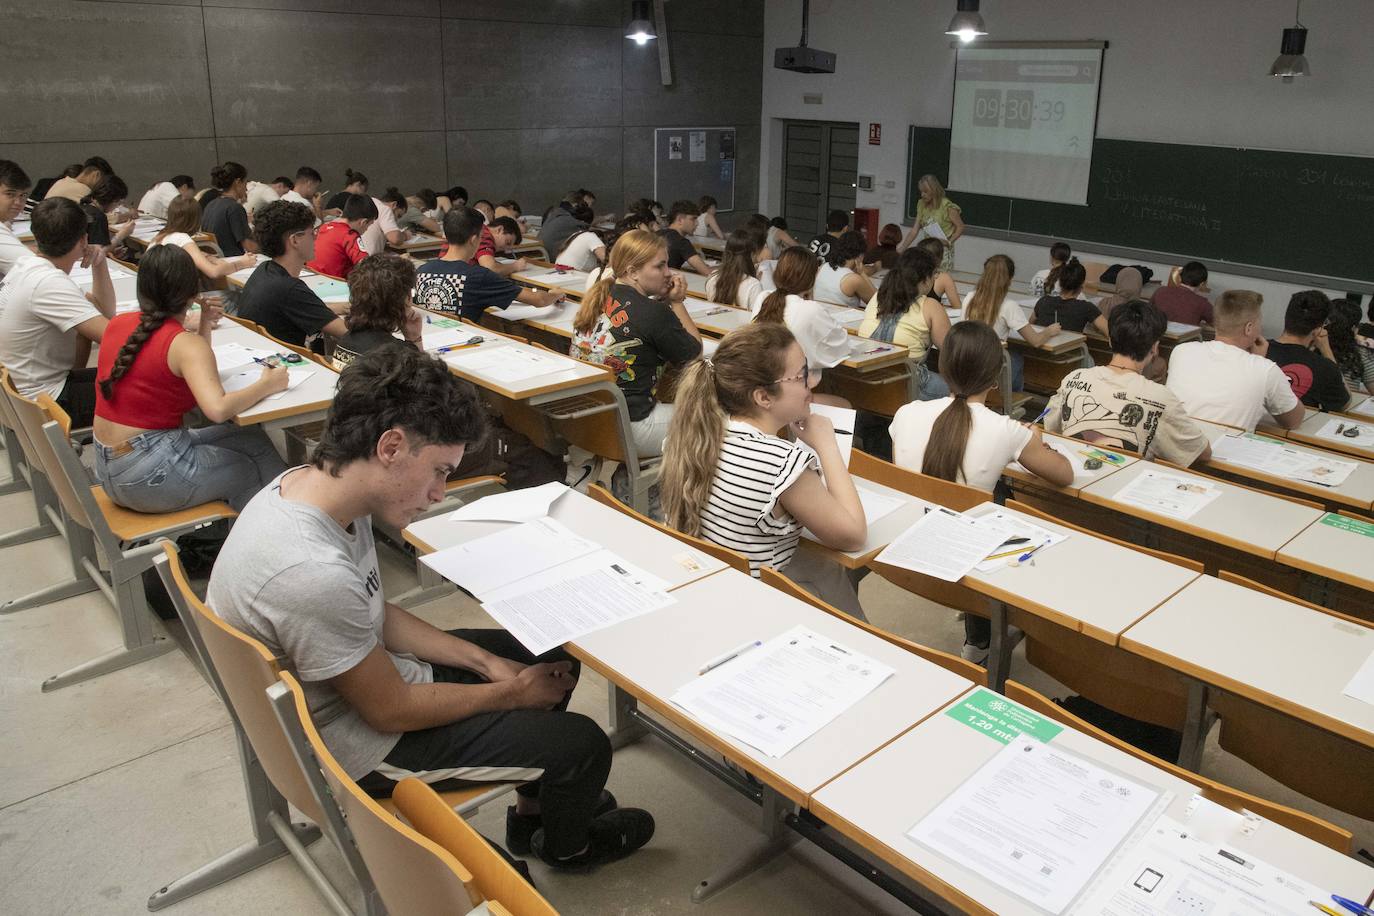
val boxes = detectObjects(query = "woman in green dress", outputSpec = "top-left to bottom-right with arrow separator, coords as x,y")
899,174 -> 964,272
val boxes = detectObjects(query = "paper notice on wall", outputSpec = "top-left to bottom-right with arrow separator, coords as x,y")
668,136 -> 683,160
690,131 -> 706,162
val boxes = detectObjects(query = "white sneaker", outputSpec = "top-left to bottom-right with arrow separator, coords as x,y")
960,642 -> 990,665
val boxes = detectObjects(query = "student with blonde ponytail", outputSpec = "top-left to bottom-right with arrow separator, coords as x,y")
962,253 -> 1061,391
573,229 -> 702,456
149,196 -> 259,281
889,321 -> 1072,661
661,323 -> 867,617
93,245 -> 288,513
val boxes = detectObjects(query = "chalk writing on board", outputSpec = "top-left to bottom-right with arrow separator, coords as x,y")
1101,187 -> 1221,232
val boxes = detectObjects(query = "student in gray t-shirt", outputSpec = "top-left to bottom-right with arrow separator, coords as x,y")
207,346 -> 654,871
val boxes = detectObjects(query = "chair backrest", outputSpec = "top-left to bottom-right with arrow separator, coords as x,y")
1003,680 -> 1353,853
393,779 -> 559,916
1209,571 -> 1374,822
586,483 -> 750,574
177,572 -> 328,825
850,448 -> 989,512
759,566 -> 987,685
274,672 -> 483,914
2,372 -> 95,532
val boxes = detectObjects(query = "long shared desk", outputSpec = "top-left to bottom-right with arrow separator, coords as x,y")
401,487 -> 1374,914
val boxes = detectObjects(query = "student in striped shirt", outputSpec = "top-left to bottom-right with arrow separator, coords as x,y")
661,322 -> 868,618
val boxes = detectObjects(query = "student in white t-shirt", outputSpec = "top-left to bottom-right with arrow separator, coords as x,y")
0,160 -> 33,278
0,198 -> 115,427
889,321 -> 1072,662
1031,241 -> 1071,297
961,254 -> 1061,391
362,193 -> 407,255
136,175 -> 195,220
660,322 -> 867,617
696,194 -> 726,240
813,230 -> 876,308
149,197 -> 258,281
704,228 -> 765,312
754,248 -> 851,406
555,229 -> 607,273
280,166 -> 323,219
1166,289 -> 1305,432
244,180 -> 280,220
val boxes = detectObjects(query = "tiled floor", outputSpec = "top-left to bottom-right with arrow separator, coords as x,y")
1,479 -> 1369,915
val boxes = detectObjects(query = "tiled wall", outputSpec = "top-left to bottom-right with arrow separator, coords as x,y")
0,0 -> 763,217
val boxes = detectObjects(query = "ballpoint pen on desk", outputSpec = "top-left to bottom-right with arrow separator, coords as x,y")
698,640 -> 763,676
435,336 -> 485,354
859,345 -> 893,355
1009,543 -> 1046,567
703,307 -> 732,316
1332,895 -> 1374,916
1312,903 -> 1345,916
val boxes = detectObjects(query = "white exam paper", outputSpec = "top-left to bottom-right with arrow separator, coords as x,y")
212,342 -> 275,373
481,550 -> 675,654
448,482 -> 569,524
1010,438 -> 1122,487
418,517 -> 598,599
670,625 -> 895,758
916,221 -> 949,243
1352,398 -> 1374,418
798,403 -> 855,469
1342,649 -> 1374,706
968,508 -> 1068,573
1211,434 -> 1357,487
1314,417 -> 1374,446
1067,815 -> 1324,916
490,302 -> 562,321
221,367 -> 314,400
1110,470 -> 1222,520
857,487 -> 905,524
445,346 -> 576,384
908,734 -> 1163,915
875,508 -> 1009,581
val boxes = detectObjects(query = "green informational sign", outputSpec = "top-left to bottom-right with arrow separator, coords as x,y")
945,688 -> 1064,745
1319,513 -> 1374,539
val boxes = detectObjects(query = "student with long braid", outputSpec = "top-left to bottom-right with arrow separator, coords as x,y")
93,245 -> 288,513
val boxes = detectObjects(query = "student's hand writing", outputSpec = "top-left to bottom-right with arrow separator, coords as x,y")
792,412 -> 835,448
260,363 -> 290,393
510,257 -> 529,271
235,254 -> 258,271
1044,322 -> 1062,336
197,302 -> 224,331
515,662 -> 575,707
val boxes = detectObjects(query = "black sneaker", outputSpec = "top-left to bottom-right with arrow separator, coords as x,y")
530,807 -> 655,872
505,790 -> 617,857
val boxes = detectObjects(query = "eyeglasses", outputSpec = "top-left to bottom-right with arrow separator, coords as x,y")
290,227 -> 319,240
773,360 -> 810,385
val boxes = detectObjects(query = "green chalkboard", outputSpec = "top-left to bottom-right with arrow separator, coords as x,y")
905,126 -> 1374,284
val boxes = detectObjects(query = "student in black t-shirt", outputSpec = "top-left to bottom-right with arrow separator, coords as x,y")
237,201 -> 347,349
572,229 -> 703,457
1031,258 -> 1107,336
413,207 -> 561,322
1265,289 -> 1351,412
658,199 -> 711,276
201,162 -> 256,257
808,209 -> 850,261
323,168 -> 368,216
332,254 -> 423,369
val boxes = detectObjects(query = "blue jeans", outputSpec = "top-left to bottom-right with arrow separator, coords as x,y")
95,424 -> 286,513
915,361 -> 950,401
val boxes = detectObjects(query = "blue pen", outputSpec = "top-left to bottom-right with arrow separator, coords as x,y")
1332,896 -> 1374,916
1031,404 -> 1052,425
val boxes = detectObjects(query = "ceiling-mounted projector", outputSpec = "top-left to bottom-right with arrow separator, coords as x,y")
774,0 -> 835,74
774,46 -> 835,74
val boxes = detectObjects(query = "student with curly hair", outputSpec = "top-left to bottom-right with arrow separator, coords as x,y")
92,245 -> 287,512
333,254 -> 422,369
208,345 -> 656,872
237,200 -> 348,348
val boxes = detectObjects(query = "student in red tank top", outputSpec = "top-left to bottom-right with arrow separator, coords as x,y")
92,245 -> 290,513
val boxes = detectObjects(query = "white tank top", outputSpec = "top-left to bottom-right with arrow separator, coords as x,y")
812,263 -> 862,308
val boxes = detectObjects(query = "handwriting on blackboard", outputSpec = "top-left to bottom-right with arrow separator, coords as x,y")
1100,187 -> 1221,232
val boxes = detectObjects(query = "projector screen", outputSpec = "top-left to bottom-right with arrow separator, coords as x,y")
948,43 -> 1106,206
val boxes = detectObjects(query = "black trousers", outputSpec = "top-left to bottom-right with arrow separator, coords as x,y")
379,629 -> 612,858
56,368 -> 98,428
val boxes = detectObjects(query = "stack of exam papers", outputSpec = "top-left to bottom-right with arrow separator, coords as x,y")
875,507 -> 1068,581
671,625 -> 894,758
1210,433 -> 1356,487
419,517 -> 675,654
447,482 -> 569,524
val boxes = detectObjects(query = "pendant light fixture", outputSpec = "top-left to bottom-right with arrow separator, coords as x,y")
1269,0 -> 1310,81
625,0 -> 657,46
945,0 -> 988,43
